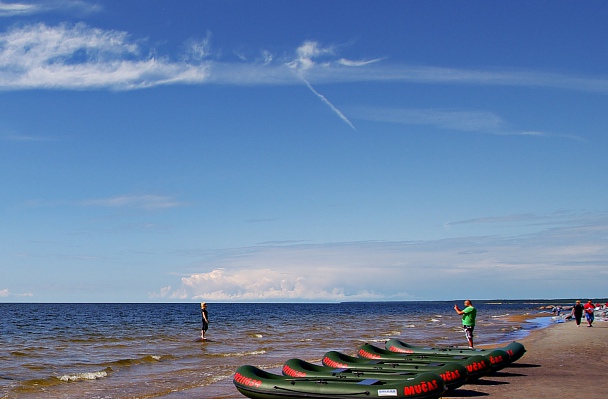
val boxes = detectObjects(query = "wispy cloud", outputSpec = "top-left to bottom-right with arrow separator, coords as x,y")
152,212 -> 608,302
1,23 -> 608,96
0,23 -> 209,90
0,288 -> 33,298
351,107 -> 586,141
338,58 -> 384,67
341,64 -> 608,94
0,1 -> 100,17
0,1 -> 39,16
287,41 -> 358,130
300,77 -> 356,130
1,130 -> 56,141
83,194 -> 186,210
355,108 -> 505,132
447,213 -> 548,226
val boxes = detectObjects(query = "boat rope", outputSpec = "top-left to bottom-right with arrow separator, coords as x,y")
273,385 -> 371,396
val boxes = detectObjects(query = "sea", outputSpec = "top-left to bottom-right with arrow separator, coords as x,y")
0,300 -> 573,399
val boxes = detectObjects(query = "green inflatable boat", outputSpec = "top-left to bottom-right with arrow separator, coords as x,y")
384,339 -> 526,363
358,343 -> 510,373
322,350 -> 484,382
234,365 -> 445,399
282,358 -> 468,391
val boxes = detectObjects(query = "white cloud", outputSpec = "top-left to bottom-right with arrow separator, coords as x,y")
1,132 -> 55,141
338,58 -> 383,67
83,194 -> 186,210
173,267 -> 386,302
156,213 -> 608,301
0,23 -> 607,95
351,107 -> 585,140
0,288 -> 30,298
0,1 -> 101,17
184,31 -> 212,62
287,42 -> 360,129
300,77 -> 356,130
0,1 -> 39,16
149,285 -> 173,299
354,108 -> 505,132
0,23 -> 209,90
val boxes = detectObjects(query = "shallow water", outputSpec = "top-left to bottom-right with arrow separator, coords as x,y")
0,301 -> 556,399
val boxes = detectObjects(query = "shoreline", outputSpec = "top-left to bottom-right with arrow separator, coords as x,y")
154,313 -> 606,399
455,318 -> 607,399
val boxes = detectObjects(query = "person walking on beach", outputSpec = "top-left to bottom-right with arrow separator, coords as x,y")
454,300 -> 477,348
572,300 -> 584,326
200,302 -> 209,340
583,300 -> 595,327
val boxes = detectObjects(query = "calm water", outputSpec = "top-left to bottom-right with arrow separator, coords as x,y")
0,301 -> 559,399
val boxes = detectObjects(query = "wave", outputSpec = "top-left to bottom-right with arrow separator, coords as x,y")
10,354 -> 167,393
208,349 -> 267,358
12,367 -> 113,392
105,353 -> 168,369
58,370 -> 109,382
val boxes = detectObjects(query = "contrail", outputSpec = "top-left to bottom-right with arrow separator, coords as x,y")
300,77 -> 356,130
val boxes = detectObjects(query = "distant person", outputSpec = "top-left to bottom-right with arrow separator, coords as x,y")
583,300 -> 595,327
571,300 -> 584,326
454,300 -> 477,348
201,302 -> 209,340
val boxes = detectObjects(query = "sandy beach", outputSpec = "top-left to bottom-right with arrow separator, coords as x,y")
447,318 -> 608,399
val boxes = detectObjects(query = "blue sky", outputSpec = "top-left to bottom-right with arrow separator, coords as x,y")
1,1 -> 607,303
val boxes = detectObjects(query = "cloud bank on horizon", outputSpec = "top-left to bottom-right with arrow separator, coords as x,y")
150,212 -> 608,302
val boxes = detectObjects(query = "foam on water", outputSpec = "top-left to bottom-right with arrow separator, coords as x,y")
58,370 -> 109,382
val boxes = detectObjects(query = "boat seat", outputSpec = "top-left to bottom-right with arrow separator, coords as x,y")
332,368 -> 349,373
357,379 -> 380,385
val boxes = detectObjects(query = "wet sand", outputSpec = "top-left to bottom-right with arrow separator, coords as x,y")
448,319 -> 608,399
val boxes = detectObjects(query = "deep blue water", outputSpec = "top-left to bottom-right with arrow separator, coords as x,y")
0,300 -> 573,399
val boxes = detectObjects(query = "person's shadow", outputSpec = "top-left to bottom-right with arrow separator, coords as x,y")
444,388 -> 490,397
506,363 -> 541,368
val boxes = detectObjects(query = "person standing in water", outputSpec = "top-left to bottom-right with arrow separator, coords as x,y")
454,300 -> 477,348
200,302 -> 209,340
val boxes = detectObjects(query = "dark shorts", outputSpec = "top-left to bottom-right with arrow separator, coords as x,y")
585,312 -> 594,322
463,325 -> 474,340
202,322 -> 208,331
